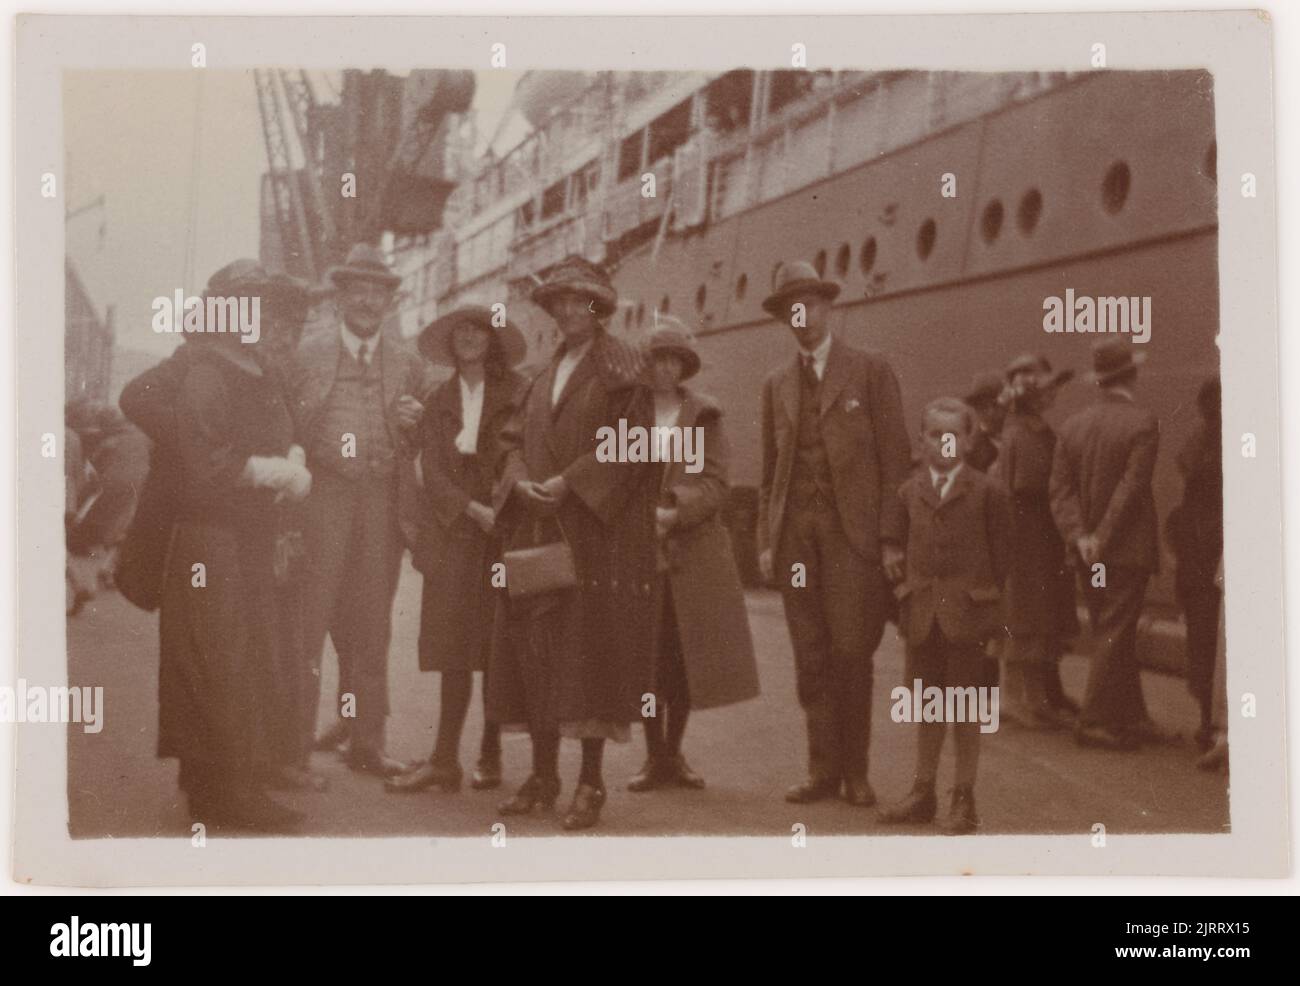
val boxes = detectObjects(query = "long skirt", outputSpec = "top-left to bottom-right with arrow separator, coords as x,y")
158,521 -> 287,788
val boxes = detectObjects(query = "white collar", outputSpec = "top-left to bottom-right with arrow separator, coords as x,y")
340,324 -> 380,360
798,332 -> 833,379
928,462 -> 964,498
558,337 -> 594,364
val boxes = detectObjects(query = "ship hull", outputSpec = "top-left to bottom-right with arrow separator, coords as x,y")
605,70 -> 1218,611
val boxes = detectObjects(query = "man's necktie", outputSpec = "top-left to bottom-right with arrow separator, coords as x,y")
800,354 -> 819,388
357,341 -> 369,368
933,472 -> 946,499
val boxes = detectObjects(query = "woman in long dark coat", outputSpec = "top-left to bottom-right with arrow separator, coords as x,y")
994,353 -> 1080,727
489,256 -> 657,831
387,306 -> 526,794
627,322 -> 759,792
154,262 -> 315,832
121,263 -> 321,796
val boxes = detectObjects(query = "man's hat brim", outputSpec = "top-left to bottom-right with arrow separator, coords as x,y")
328,265 -> 402,290
1088,350 -> 1147,383
762,279 -> 841,319
418,307 -> 527,368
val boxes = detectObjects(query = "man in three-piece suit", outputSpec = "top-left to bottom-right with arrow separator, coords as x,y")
289,243 -> 433,777
1049,339 -> 1163,751
757,261 -> 913,806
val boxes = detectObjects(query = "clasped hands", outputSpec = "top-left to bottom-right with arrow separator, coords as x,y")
514,475 -> 568,515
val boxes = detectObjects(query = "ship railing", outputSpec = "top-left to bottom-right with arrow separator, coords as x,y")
602,159 -> 674,242
507,213 -> 591,282
701,70 -> 1076,225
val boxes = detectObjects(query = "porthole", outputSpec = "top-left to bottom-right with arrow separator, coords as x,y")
695,284 -> 707,312
835,243 -> 851,278
735,272 -> 748,301
813,249 -> 827,278
1102,161 -> 1131,214
860,236 -> 878,274
916,218 -> 937,261
980,199 -> 1004,243
1017,188 -> 1043,235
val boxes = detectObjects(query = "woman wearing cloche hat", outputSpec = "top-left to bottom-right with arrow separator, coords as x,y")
626,317 -> 760,794
488,254 -> 658,831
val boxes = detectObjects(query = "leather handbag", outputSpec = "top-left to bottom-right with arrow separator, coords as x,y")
504,519 -> 577,599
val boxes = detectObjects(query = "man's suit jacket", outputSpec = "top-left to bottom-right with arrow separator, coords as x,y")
757,337 -> 912,562
288,326 -> 435,548
894,465 -> 1012,647
1049,389 -> 1160,573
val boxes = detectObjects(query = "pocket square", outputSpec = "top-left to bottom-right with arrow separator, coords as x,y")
844,397 -> 862,412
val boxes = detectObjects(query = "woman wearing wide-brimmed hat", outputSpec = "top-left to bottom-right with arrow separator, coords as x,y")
489,255 -> 657,831
993,353 -> 1080,728
387,305 -> 527,795
626,318 -> 760,793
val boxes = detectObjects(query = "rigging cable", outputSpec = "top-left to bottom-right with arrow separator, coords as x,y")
183,73 -> 204,292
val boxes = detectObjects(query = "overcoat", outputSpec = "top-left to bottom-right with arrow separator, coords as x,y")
487,332 -> 657,738
994,410 -> 1079,638
413,369 -> 523,672
1049,391 -> 1161,574
157,344 -> 297,774
1167,421 -> 1223,593
117,346 -> 196,611
656,389 -> 759,710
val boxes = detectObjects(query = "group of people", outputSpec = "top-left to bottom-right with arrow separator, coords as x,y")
65,398 -> 151,615
110,242 -> 1225,836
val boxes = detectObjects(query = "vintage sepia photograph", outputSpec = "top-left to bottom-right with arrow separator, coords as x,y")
11,11 -> 1287,886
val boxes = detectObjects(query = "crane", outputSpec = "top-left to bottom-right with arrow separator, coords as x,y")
253,68 -> 320,281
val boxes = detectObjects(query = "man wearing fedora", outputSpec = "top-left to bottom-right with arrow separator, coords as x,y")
290,243 -> 432,777
757,260 -> 912,806
963,372 -> 1009,473
1049,338 -> 1164,750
